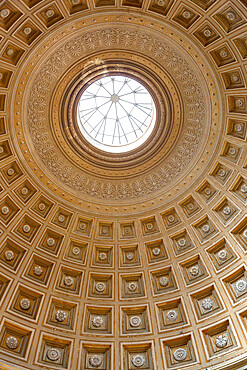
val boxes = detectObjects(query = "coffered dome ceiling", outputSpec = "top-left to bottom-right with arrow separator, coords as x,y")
0,0 -> 246,369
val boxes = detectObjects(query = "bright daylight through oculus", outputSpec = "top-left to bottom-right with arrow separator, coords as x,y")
77,75 -> 156,153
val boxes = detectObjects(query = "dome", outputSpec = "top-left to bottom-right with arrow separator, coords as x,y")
0,0 -> 246,369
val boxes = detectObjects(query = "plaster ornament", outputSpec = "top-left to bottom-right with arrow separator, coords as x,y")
27,28 -> 207,201
33,265 -> 43,276
159,276 -> 169,287
166,309 -> 178,322
101,227 -> 108,235
45,9 -> 55,18
157,0 -> 165,6
6,48 -> 14,56
6,336 -> 19,349
173,348 -> 187,361
95,282 -> 106,292
23,27 -> 32,35
202,224 -> 210,233
99,252 -> 107,261
223,206 -> 231,216
0,9 -> 10,18
236,279 -> 247,292
219,169 -> 226,177
47,237 -> 55,246
201,298 -> 214,310
146,223 -> 154,230
220,50 -> 228,58
182,10 -> 191,19
167,215 -> 175,223
129,316 -> 142,327
92,316 -> 104,328
243,229 -> 247,239
226,11 -> 236,21
228,147 -> 236,155
64,276 -> 74,287
215,335 -> 228,348
20,298 -> 31,310
1,206 -> 9,215
190,265 -> 200,277
80,222 -> 87,230
178,238 -> 186,247
236,99 -> 244,107
7,168 -> 14,176
235,123 -> 242,132
46,348 -> 60,361
187,203 -> 194,211
38,203 -> 46,211
0,146 -> 4,153
128,282 -> 138,292
152,247 -> 161,256
89,355 -> 102,367
21,187 -> 28,195
126,252 -> 134,261
218,249 -> 228,261
4,250 -> 14,261
231,75 -> 239,83
240,184 -> 247,193
72,246 -> 80,255
58,214 -> 65,223
132,354 -> 145,367
204,188 -> 212,195
23,224 -> 31,233
55,310 -> 67,322
124,227 -> 131,235
203,29 -> 212,37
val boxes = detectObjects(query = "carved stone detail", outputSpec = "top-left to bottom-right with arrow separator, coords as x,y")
26,26 -> 208,201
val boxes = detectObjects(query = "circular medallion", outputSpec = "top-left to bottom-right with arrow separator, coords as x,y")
55,310 -> 67,322
72,246 -> 80,255
1,206 -> 9,215
23,224 -> 31,233
4,250 -> 14,261
126,252 -> 135,261
129,316 -> 142,327
21,187 -> 29,195
218,249 -> 228,261
152,247 -> 161,256
215,335 -> 228,348
166,310 -> 178,322
236,279 -> 247,292
46,348 -> 60,361
89,355 -> 102,367
128,282 -> 138,292
20,298 -> 31,310
173,348 -> 187,361
201,298 -> 214,311
159,276 -> 169,287
202,224 -> 210,233
33,265 -> 43,276
95,282 -> 106,292
132,354 -> 145,367
47,237 -> 55,247
6,336 -> 19,349
190,265 -> 200,277
92,316 -> 104,328
64,276 -> 74,287
99,252 -> 107,261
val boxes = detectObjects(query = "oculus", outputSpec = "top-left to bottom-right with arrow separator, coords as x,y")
77,75 -> 156,153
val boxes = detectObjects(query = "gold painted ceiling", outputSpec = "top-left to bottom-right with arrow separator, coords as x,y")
0,0 -> 246,369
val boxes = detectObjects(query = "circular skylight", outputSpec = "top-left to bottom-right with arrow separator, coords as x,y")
77,75 -> 156,153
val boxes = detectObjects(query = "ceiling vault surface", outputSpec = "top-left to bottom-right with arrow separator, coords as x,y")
0,0 -> 246,369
